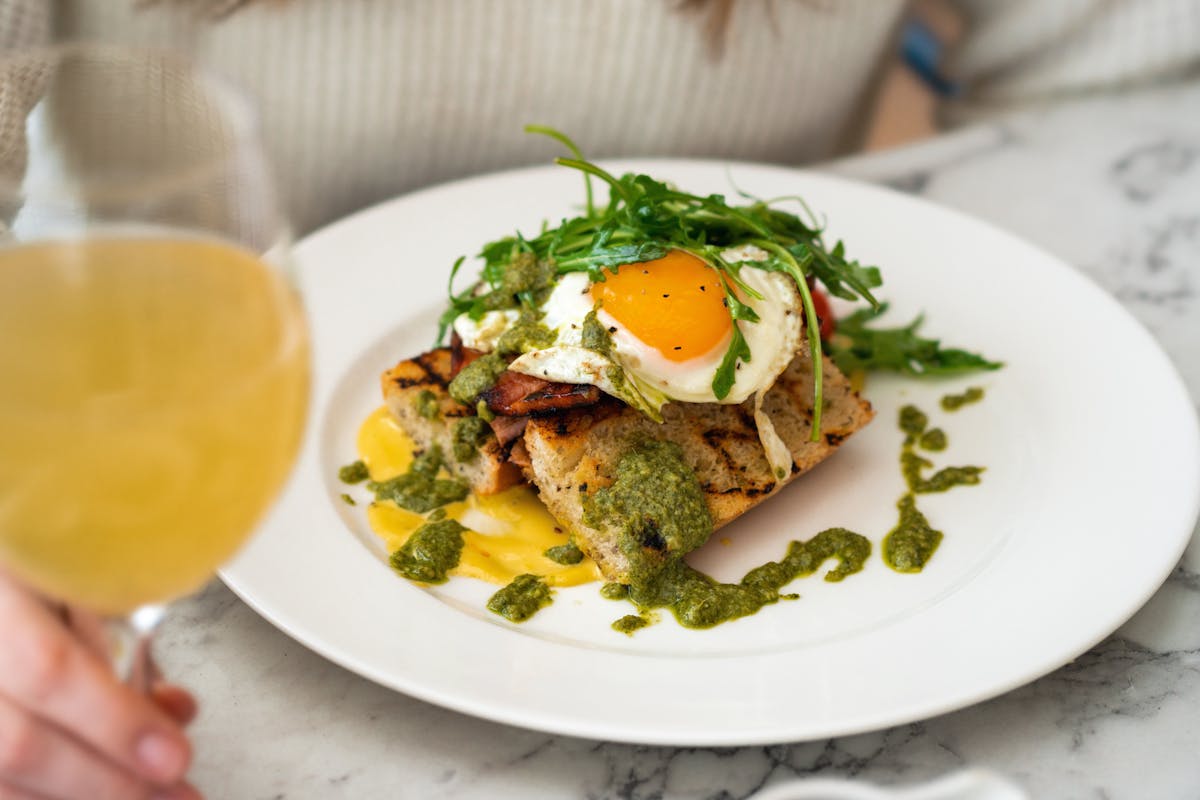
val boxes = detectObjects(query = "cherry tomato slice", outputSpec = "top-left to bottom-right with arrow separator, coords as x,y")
808,284 -> 836,340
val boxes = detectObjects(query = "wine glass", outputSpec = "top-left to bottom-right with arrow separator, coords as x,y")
0,44 -> 310,688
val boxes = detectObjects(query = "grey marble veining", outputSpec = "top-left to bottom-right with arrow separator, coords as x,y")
156,80 -> 1200,800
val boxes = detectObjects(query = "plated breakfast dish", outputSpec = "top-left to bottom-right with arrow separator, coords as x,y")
223,156 -> 1196,743
339,130 -> 1000,633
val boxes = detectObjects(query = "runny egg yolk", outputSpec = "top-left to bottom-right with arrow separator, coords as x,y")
589,249 -> 731,362
354,407 -> 601,587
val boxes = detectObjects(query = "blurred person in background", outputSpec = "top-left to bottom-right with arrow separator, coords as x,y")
6,0 -> 1198,234
0,1 -> 1196,798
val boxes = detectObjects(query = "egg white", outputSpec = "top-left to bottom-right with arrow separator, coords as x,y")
453,308 -> 519,352
498,253 -> 803,406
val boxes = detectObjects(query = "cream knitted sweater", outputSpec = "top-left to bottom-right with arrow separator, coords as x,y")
3,0 -> 1197,232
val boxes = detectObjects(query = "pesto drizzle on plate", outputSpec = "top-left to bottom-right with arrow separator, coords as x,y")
342,389 -> 990,629
365,446 -> 469,513
487,574 -> 554,622
544,543 -> 585,565
604,527 -> 871,631
941,386 -> 985,411
389,512 -> 466,584
882,391 -> 988,573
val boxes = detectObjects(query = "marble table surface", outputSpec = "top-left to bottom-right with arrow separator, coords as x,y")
158,80 -> 1200,800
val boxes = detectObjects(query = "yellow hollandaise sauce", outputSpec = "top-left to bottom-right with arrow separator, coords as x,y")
355,407 -> 601,587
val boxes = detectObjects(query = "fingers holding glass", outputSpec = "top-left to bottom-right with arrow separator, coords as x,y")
0,574 -> 191,789
0,691 -> 205,800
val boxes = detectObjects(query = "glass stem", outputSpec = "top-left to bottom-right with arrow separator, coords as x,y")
107,604 -> 167,693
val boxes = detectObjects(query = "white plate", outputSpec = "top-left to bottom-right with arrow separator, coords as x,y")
222,160 -> 1200,745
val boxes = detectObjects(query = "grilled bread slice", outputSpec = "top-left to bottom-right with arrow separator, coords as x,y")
381,348 -> 522,494
521,349 -> 874,583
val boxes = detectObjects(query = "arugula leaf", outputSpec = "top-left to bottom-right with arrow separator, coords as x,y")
712,325 -> 751,400
801,240 -> 883,305
523,124 -> 594,215
828,304 -> 1003,376
557,241 -> 669,275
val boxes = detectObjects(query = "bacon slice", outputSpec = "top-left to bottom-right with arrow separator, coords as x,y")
481,370 -> 601,417
507,438 -> 532,469
451,332 -> 601,416
488,414 -> 529,446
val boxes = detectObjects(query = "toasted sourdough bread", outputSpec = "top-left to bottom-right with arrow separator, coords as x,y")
381,349 -> 523,494
522,345 -> 873,583
383,345 -> 873,583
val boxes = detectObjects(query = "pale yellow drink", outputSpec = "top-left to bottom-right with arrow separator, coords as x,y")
0,236 -> 309,614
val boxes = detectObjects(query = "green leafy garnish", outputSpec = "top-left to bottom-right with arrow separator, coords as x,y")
438,127 -> 1003,441
828,304 -> 1003,377
441,128 -> 885,440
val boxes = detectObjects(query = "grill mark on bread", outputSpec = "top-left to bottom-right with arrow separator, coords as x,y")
703,429 -> 746,478
703,482 -> 774,498
386,373 -> 432,391
381,347 -> 522,495
734,404 -> 758,433
414,351 -> 451,389
701,426 -> 758,444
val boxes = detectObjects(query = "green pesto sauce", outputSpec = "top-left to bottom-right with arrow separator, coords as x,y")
389,516 -> 466,584
367,446 -> 469,513
492,252 -> 556,306
451,415 -> 489,462
918,428 -> 947,451
941,386 -> 985,411
578,309 -> 643,412
600,582 -> 630,600
338,460 -> 369,484
887,400 -> 988,573
581,308 -> 614,356
620,527 -> 871,630
882,494 -> 943,572
544,543 -> 585,565
448,352 -> 507,405
920,464 -> 984,492
612,614 -> 651,635
582,439 -> 713,586
901,449 -> 932,490
897,405 -> 984,494
585,439 -> 874,632
340,493 -> 356,506
898,405 -> 928,440
487,573 -> 554,622
581,308 -> 637,398
414,389 -> 441,421
496,310 -> 556,355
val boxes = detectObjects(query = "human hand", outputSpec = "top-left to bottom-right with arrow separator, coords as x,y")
0,571 -> 201,799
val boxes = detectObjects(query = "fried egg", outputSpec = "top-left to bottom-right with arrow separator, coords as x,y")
453,308 -> 519,352
500,248 -> 803,407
